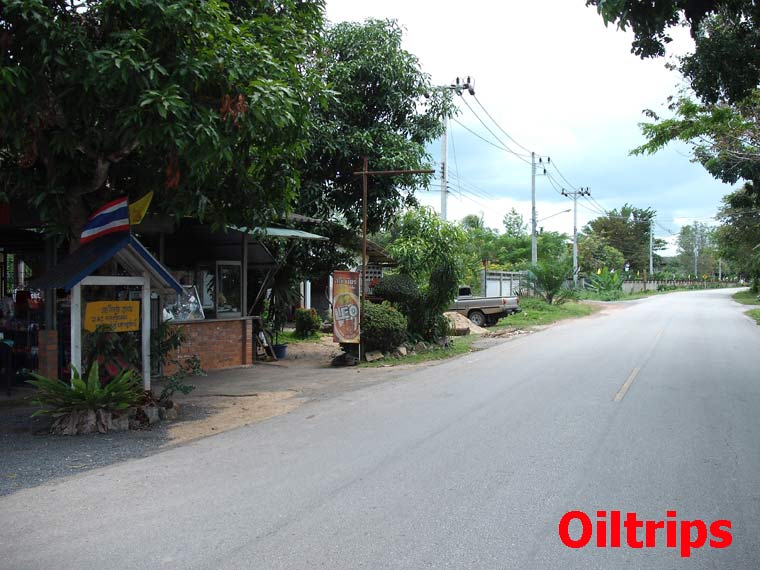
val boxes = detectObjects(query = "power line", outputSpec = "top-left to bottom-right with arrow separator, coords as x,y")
458,96 -> 533,163
471,94 -> 533,154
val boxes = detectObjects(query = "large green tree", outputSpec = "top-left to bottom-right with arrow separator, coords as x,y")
296,19 -> 452,233
676,221 -> 718,277
583,204 -> 665,273
715,184 -> 760,290
1,0 -> 325,239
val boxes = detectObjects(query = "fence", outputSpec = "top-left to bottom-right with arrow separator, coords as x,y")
479,270 -> 529,297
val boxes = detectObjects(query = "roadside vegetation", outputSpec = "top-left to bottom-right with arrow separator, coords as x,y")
496,298 -> 598,329
732,290 -> 760,306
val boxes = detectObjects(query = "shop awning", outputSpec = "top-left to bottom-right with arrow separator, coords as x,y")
30,233 -> 182,294
230,226 -> 328,241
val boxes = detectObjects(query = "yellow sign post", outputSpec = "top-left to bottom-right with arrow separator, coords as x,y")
84,301 -> 140,332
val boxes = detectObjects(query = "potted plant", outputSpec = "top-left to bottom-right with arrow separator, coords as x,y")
266,271 -> 300,359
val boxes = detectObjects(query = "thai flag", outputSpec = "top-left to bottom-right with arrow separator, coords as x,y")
80,197 -> 130,244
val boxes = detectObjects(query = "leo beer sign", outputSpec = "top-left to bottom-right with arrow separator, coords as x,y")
332,271 -> 360,343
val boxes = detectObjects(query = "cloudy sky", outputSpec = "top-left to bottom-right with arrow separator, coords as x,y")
324,0 -> 734,254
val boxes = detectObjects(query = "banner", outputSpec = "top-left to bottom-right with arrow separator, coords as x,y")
333,271 -> 360,343
84,301 -> 140,332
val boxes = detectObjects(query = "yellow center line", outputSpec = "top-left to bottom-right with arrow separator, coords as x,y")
614,367 -> 640,402
613,327 -> 665,402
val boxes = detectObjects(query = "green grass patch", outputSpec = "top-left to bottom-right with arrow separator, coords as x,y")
277,330 -> 329,344
746,309 -> 760,325
361,334 -> 481,368
732,290 -> 760,306
494,298 -> 598,329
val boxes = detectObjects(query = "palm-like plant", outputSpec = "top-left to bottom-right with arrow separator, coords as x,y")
588,267 -> 624,300
527,257 -> 574,305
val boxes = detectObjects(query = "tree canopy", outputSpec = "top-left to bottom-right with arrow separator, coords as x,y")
296,19 -> 452,234
1,0 -> 325,239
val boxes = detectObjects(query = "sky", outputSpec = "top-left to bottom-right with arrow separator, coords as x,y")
324,0 -> 734,255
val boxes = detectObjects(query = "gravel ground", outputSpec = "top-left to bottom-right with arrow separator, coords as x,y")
0,401 -> 211,497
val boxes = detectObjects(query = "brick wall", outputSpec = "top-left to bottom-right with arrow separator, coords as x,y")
37,329 -> 58,379
166,318 -> 253,373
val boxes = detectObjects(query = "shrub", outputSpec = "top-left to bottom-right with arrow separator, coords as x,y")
528,257 -> 574,304
588,267 -> 624,300
294,308 -> 322,338
361,301 -> 407,353
373,274 -> 420,307
27,363 -> 141,417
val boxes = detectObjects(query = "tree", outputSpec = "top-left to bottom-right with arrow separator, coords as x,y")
588,1 -> 760,104
527,256 -> 574,305
583,204 -> 664,273
676,221 -> 718,277
296,19 -> 453,234
502,208 -> 527,238
578,234 -> 625,273
388,207 -> 467,340
1,0 -> 325,239
715,184 -> 760,291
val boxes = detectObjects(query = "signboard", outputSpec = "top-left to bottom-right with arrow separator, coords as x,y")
333,271 -> 360,343
84,301 -> 140,332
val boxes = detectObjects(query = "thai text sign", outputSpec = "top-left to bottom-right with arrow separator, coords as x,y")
333,271 -> 360,343
84,301 -> 140,332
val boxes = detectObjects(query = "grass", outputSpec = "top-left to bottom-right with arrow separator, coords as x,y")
732,290 -> 760,306
361,334 -> 481,368
494,297 -> 598,329
747,309 -> 760,325
277,330 -> 329,344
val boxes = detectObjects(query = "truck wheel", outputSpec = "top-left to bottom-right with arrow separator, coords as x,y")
468,310 -> 486,327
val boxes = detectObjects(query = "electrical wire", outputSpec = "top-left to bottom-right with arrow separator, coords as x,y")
458,96 -> 533,163
472,94 -> 533,154
451,118 -> 531,164
449,126 -> 462,199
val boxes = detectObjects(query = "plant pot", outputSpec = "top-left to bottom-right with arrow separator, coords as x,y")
272,343 -> 288,359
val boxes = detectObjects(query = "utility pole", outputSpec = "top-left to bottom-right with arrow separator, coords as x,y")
531,152 -> 537,265
439,76 -> 474,221
561,187 -> 590,286
694,243 -> 699,278
649,218 -> 654,276
719,258 -> 722,280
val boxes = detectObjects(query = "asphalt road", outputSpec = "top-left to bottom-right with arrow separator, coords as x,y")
2,288 -> 759,569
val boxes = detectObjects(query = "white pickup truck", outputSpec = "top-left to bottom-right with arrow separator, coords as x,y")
448,286 -> 520,327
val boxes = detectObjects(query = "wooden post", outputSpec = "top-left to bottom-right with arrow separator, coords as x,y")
70,283 -> 82,380
141,272 -> 151,390
361,156 -> 368,308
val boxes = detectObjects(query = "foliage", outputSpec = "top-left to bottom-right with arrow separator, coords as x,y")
583,204 -> 663,273
388,207 -> 467,340
746,308 -> 760,325
150,322 -> 202,405
676,222 -> 718,277
527,257 -> 574,305
587,0 -> 760,103
588,268 -> 624,301
502,208 -> 528,238
28,363 -> 141,417
297,19 -> 453,233
715,185 -> 760,292
0,0 -> 326,239
732,290 -> 760,306
578,234 -> 625,274
265,263 -> 302,343
373,273 -> 421,309
361,301 -> 407,353
83,326 -> 139,384
294,308 -> 322,338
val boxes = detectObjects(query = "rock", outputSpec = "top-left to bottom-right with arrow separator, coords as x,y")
414,341 -> 428,353
95,409 -> 112,434
129,419 -> 142,430
159,406 -> 178,421
51,414 -> 77,436
75,410 -> 98,435
143,406 -> 160,424
365,350 -> 384,362
110,413 -> 130,432
444,311 -> 486,335
396,346 -> 408,357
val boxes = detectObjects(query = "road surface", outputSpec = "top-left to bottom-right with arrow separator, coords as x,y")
2,288 -> 759,569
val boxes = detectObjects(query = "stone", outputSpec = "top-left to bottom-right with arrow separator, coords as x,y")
110,413 -> 130,432
95,409 -> 112,434
414,341 -> 428,353
142,406 -> 160,424
392,346 -> 408,358
76,410 -> 98,435
364,350 -> 384,362
159,406 -> 178,421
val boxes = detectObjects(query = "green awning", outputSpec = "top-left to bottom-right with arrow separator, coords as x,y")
230,226 -> 328,241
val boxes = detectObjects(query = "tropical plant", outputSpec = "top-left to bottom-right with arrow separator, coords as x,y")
588,268 -> 625,301
83,326 -> 140,384
294,308 -> 322,338
28,363 -> 141,417
527,257 -> 575,305
361,302 -> 407,353
373,274 -> 421,311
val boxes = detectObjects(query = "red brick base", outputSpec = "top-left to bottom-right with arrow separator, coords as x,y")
166,318 -> 253,373
37,329 -> 58,380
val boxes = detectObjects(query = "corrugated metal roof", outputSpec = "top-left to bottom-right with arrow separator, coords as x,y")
230,226 -> 328,241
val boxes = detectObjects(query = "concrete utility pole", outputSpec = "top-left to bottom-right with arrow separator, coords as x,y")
531,152 -> 537,265
439,76 -> 474,221
561,187 -> 590,286
694,243 -> 700,277
649,218 -> 654,276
